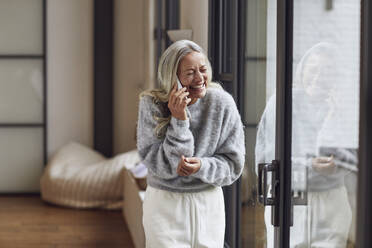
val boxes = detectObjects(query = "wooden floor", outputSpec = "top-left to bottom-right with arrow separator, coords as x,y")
0,195 -> 134,248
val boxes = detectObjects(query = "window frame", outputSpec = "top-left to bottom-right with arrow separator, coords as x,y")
0,0 -> 47,194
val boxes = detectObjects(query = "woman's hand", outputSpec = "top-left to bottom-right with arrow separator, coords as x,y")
168,83 -> 191,120
177,155 -> 201,177
311,155 -> 335,175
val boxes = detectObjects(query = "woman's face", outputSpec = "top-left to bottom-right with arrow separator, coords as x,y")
177,51 -> 208,101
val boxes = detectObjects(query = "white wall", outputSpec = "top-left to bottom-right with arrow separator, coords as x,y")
113,0 -> 156,154
47,0 -> 93,157
180,0 -> 209,52
46,0 -> 207,157
47,0 -> 156,157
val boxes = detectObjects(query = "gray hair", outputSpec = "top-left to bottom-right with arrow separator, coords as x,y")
140,40 -> 220,138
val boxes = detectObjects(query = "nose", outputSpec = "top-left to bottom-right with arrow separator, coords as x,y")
195,70 -> 203,82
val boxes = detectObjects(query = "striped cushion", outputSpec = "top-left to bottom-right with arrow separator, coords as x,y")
40,142 -> 140,209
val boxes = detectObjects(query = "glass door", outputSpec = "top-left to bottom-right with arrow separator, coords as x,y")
247,0 -> 361,247
289,1 -> 360,247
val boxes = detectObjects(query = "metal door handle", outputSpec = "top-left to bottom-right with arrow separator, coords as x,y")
258,161 -> 278,206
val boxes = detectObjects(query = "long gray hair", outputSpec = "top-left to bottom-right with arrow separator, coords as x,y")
140,40 -> 221,138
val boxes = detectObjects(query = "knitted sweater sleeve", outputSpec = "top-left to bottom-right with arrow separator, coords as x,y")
192,96 -> 245,186
137,96 -> 195,179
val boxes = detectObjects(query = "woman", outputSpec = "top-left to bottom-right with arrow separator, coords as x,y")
137,40 -> 245,247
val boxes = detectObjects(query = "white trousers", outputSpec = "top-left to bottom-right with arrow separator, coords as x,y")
265,186 -> 352,248
143,186 -> 225,248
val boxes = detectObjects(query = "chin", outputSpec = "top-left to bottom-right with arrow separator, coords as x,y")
192,89 -> 207,99
199,90 -> 207,98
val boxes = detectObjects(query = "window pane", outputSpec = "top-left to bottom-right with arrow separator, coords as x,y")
0,59 -> 43,123
242,0 -> 274,247
0,0 -> 43,54
290,1 -> 360,247
243,60 -> 267,124
0,128 -> 43,192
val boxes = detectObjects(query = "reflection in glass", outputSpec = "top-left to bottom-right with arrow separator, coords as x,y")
290,1 -> 360,247
254,1 -> 360,247
289,43 -> 355,248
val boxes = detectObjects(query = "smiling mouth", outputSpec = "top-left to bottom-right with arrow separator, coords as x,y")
189,83 -> 206,90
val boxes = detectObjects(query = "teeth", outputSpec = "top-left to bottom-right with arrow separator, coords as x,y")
191,84 -> 205,89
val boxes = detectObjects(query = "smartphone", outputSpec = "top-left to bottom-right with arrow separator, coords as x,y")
177,77 -> 189,103
177,77 -> 183,90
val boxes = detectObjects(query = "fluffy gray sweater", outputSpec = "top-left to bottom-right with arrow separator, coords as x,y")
137,87 -> 245,193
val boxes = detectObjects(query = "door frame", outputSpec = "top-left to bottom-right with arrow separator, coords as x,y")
357,0 -> 372,247
208,0 -> 245,247
274,0 -> 293,247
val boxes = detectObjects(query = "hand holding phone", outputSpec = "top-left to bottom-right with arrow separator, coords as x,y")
169,77 -> 191,120
177,77 -> 189,101
177,77 -> 183,90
